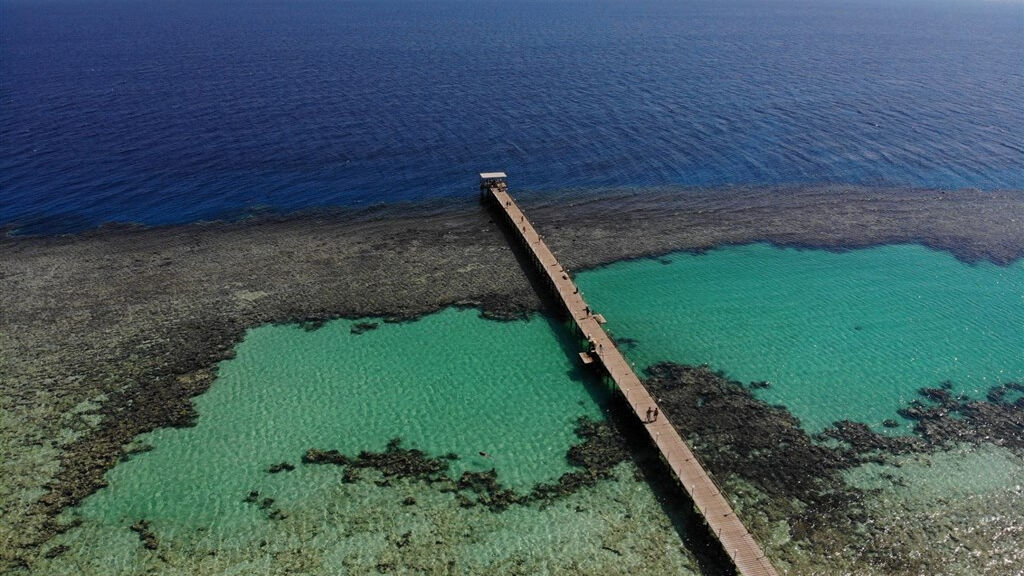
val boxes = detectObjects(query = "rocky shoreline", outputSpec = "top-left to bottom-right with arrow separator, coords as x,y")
1,185 -> 1022,571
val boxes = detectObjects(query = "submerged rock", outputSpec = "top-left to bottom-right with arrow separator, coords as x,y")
985,382 -> 1023,405
302,449 -> 350,466
918,387 -> 952,404
42,545 -> 68,559
303,438 -> 449,482
297,416 -> 632,514
898,382 -> 1024,449
267,461 -> 295,473
350,322 -> 379,335
454,469 -> 525,511
119,442 -> 154,462
820,420 -> 923,456
129,519 -> 158,550
299,318 -> 329,332
566,417 -> 630,475
528,416 -> 632,504
352,438 -> 450,480
457,469 -> 501,494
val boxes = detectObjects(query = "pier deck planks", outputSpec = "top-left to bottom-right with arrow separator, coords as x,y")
488,184 -> 779,576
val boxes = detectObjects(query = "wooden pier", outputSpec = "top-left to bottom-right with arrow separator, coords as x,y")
481,173 -> 778,576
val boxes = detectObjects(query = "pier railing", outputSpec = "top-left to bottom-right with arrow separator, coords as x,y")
481,174 -> 779,576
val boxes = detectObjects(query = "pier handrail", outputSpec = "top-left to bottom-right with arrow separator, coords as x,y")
483,177 -> 778,576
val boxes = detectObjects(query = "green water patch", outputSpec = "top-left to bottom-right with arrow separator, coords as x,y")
37,308 -> 712,575
576,243 -> 1024,432
64,308 -> 607,540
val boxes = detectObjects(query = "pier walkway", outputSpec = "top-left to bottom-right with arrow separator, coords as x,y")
482,175 -> 778,576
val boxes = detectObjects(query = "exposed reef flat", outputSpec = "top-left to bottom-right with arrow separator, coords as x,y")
529,185 -> 1024,267
643,363 -> 1024,575
1,185 -> 1022,570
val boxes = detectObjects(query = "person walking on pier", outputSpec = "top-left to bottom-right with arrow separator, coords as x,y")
645,407 -> 653,422
652,407 -> 659,422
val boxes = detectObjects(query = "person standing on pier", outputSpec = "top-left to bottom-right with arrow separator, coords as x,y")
646,407 -> 653,422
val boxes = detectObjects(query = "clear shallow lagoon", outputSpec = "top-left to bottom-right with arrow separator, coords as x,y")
42,309 -> 698,575
577,243 -> 1024,432
73,309 -> 604,532
40,244 -> 1024,574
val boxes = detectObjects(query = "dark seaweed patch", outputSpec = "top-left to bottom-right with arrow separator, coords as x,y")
300,416 -> 629,513
350,322 -> 379,335
642,362 -> 1023,572
129,520 -> 158,550
267,462 -> 295,473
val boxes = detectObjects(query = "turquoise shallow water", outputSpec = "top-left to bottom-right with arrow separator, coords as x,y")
43,243 -> 1024,575
75,309 -> 604,535
47,308 -> 702,575
577,243 -> 1024,432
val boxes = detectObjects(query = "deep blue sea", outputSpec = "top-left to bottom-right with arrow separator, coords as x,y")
2,0 -> 1022,234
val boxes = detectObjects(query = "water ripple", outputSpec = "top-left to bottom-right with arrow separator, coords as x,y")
2,0 -> 1022,234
